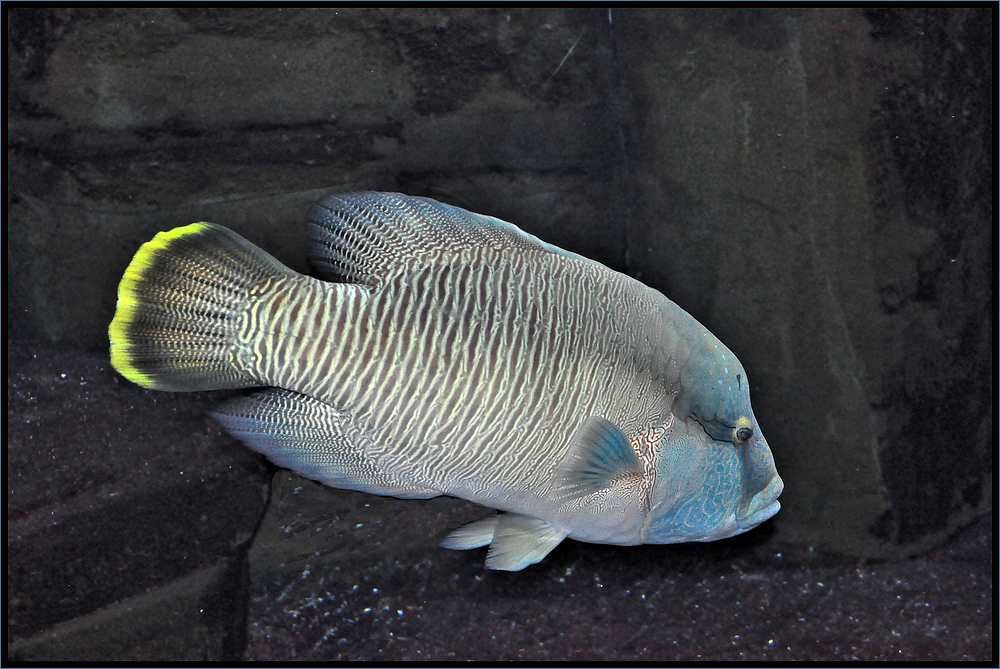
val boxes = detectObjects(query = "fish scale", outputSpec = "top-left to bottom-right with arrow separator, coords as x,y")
275,250 -> 651,504
109,191 -> 783,571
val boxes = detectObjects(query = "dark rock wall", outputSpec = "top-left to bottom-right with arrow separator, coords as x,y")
6,7 -> 991,659
862,7 -> 992,546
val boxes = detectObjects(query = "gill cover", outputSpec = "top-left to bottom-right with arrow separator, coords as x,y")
654,323 -> 783,541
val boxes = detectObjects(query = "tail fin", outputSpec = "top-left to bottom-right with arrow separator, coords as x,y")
109,222 -> 290,391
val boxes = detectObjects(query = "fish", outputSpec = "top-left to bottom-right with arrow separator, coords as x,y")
109,191 -> 783,571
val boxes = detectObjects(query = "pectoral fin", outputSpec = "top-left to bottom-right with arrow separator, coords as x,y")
558,416 -> 645,499
484,514 -> 567,571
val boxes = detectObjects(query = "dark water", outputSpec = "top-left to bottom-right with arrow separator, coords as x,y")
7,8 -> 991,661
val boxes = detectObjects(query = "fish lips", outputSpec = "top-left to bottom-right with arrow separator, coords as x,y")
692,475 -> 783,542
737,472 -> 784,531
642,470 -> 783,544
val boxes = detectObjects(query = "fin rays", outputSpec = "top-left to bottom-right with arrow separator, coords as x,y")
108,222 -> 288,391
442,513 -> 567,571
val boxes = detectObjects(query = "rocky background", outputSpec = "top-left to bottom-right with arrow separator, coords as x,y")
6,8 -> 991,661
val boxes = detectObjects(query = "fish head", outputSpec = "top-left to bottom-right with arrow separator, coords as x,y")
643,325 -> 783,544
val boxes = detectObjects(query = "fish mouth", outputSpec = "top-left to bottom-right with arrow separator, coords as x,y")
737,499 -> 781,532
737,473 -> 784,531
641,471 -> 784,545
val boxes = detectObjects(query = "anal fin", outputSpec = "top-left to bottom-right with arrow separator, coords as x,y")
212,388 -> 438,499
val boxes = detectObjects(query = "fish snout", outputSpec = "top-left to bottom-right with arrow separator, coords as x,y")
737,471 -> 783,531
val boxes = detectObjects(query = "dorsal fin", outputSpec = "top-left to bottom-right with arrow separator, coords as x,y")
306,191 -> 582,285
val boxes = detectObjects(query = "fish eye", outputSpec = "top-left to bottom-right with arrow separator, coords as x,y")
736,426 -> 753,442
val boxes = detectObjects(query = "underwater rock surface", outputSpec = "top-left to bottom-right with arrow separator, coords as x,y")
6,7 -> 991,661
6,348 -> 991,660
241,472 -> 990,661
